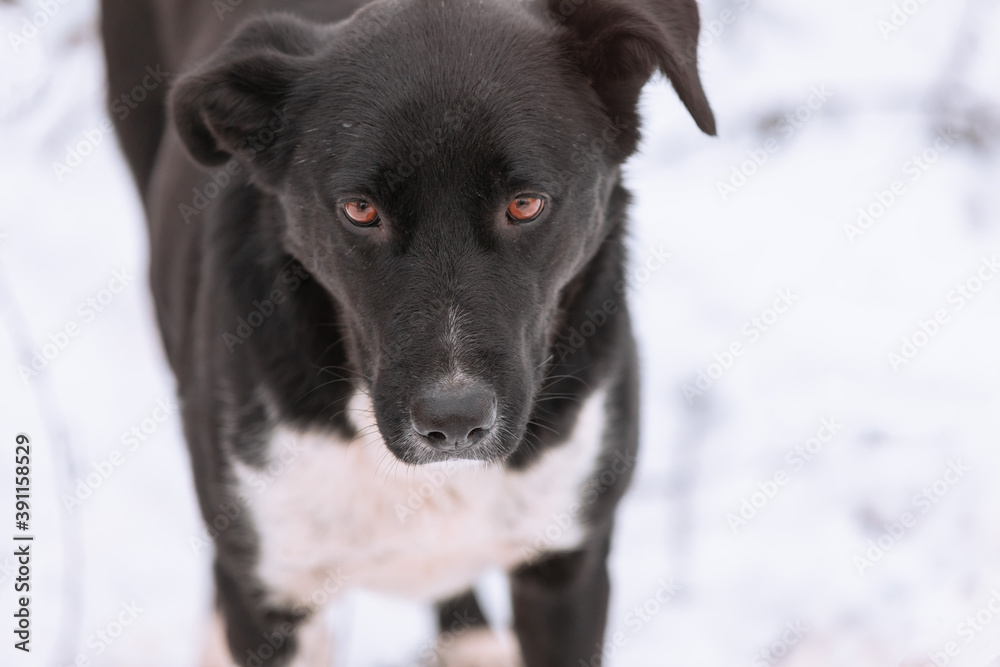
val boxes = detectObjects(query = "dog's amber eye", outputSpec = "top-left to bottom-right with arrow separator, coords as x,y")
506,196 -> 544,222
343,200 -> 379,226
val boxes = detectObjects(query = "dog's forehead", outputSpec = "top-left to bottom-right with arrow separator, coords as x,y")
321,0 -> 577,126
345,0 -> 550,44
296,2 -> 595,200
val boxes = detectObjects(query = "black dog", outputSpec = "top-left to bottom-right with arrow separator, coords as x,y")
101,0 -> 714,664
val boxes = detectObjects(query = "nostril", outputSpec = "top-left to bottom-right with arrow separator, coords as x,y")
410,381 -> 497,450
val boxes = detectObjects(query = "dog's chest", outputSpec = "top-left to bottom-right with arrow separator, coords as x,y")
235,390 -> 608,604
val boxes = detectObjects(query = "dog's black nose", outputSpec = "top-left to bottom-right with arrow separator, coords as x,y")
410,383 -> 497,451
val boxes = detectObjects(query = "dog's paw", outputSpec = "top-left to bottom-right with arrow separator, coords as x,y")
432,628 -> 523,667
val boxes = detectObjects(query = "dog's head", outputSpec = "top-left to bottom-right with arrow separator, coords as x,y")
170,0 -> 714,464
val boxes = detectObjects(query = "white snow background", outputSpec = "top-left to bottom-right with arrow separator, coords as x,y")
1,0 -> 999,665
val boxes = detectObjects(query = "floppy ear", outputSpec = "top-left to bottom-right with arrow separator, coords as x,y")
548,0 -> 716,152
169,14 -> 323,187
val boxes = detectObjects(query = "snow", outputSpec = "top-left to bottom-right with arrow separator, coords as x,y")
1,0 -> 998,665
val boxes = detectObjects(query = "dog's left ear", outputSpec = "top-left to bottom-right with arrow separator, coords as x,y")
549,0 -> 716,154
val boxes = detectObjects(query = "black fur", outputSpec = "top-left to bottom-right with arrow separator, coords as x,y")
101,0 -> 713,664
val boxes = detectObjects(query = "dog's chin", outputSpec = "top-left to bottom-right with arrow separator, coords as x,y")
382,430 -> 519,466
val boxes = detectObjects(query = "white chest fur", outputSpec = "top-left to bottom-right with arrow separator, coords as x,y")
233,389 -> 609,607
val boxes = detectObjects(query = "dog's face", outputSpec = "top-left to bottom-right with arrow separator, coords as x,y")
171,0 -> 713,463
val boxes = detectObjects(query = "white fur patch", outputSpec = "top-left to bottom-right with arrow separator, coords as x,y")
433,627 -> 523,667
234,388 -> 608,608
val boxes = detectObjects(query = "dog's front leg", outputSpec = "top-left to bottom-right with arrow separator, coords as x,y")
510,532 -> 612,667
430,590 -> 522,667
203,560 -> 332,667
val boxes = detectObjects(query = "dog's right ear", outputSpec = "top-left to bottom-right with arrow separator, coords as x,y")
169,15 -> 323,188
548,0 -> 715,155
